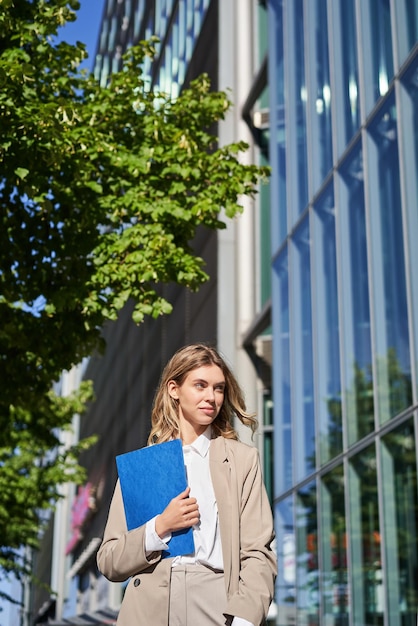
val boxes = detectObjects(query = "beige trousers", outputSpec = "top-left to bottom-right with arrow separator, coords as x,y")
168,563 -> 229,626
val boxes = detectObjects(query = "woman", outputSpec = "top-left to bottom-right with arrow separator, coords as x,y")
97,344 -> 277,626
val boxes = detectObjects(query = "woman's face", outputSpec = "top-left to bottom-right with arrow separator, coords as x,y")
168,364 -> 225,443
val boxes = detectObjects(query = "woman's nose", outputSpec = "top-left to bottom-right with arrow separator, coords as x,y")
206,387 -> 215,401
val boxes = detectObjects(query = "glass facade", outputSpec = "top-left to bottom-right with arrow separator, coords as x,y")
269,0 -> 418,624
94,0 -> 210,93
349,443 -> 382,625
153,0 -> 210,97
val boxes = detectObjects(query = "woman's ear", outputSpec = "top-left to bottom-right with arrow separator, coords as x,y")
168,380 -> 179,400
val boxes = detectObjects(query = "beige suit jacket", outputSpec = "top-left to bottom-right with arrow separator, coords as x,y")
97,436 -> 277,626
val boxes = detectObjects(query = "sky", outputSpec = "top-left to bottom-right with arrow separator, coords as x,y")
56,0 -> 106,71
0,5 -> 105,623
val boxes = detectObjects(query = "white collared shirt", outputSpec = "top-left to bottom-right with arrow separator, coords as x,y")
145,427 -> 254,626
145,426 -> 223,569
177,425 -> 224,569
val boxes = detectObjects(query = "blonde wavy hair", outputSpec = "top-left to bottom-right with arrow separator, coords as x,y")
147,344 -> 258,444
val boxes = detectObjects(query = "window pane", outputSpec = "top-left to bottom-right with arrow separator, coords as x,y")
287,0 -> 308,220
269,0 -> 287,246
291,218 -> 315,479
331,0 -> 360,150
360,0 -> 394,113
349,445 -> 383,625
276,496 -> 296,625
395,0 -> 418,66
312,184 -> 342,463
338,143 -> 374,445
296,481 -> 319,625
399,57 -> 418,401
321,464 -> 349,625
306,0 -> 333,191
370,0 -> 393,95
294,0 -> 308,216
273,249 -> 293,494
367,94 -> 412,422
381,420 -> 418,626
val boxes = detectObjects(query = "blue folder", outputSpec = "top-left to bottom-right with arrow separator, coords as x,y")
116,439 -> 195,559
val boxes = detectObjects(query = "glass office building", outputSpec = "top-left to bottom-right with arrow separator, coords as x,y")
268,1 -> 418,624
94,0 -> 212,96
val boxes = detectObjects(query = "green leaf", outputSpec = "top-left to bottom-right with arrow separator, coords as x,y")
14,167 -> 30,180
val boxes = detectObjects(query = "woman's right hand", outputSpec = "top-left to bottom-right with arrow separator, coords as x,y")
155,486 -> 199,538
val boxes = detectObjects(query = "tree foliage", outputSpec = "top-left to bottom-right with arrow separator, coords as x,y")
0,0 -> 269,581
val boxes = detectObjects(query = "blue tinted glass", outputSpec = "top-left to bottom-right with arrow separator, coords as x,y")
133,4 -> 143,39
151,0 -> 208,89
292,218 -> 315,479
400,57 -> 418,399
309,0 -> 333,188
321,464 -> 349,624
395,0 -> 418,66
381,420 -> 418,624
367,94 -> 412,420
339,143 -> 374,444
269,0 -> 287,246
275,497 -> 296,624
296,481 -> 319,624
349,445 -> 383,625
368,0 -> 393,103
273,249 -> 293,494
400,50 -> 418,186
339,0 -> 360,143
291,0 -> 308,216
357,0 -> 394,117
313,185 -> 342,462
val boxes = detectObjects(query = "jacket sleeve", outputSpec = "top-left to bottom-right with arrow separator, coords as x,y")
225,447 -> 277,625
96,480 -> 162,582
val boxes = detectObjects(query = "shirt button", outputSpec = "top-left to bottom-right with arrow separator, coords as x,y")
134,578 -> 141,587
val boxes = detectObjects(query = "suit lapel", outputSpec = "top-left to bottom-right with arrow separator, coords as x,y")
209,437 -> 233,590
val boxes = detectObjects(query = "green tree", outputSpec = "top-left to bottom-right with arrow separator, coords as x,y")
0,0 -> 268,589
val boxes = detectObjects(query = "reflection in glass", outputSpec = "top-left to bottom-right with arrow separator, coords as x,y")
296,481 -> 319,625
291,0 -> 308,217
349,445 -> 383,625
399,55 -> 418,394
312,185 -> 342,463
292,218 -> 315,480
360,0 -> 393,114
400,57 -> 418,217
308,0 -> 333,190
276,496 -> 296,626
178,2 -> 185,57
399,58 -> 418,400
273,249 -> 292,494
395,0 -> 418,67
367,95 -> 412,421
367,0 -> 394,105
321,465 -> 349,625
338,143 -> 374,445
338,0 -> 360,145
151,0 -> 209,97
269,0 -> 287,245
381,420 -> 418,626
